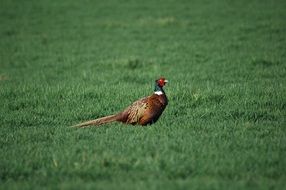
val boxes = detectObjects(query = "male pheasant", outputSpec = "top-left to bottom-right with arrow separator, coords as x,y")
72,77 -> 168,128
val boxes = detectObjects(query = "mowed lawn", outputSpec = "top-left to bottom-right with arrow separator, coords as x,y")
0,0 -> 285,189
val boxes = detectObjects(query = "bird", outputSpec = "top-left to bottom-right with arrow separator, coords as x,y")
72,77 -> 168,128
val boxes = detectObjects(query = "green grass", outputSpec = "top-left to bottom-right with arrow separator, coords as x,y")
1,0 -> 286,189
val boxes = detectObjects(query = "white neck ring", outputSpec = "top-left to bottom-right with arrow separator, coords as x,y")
154,91 -> 163,95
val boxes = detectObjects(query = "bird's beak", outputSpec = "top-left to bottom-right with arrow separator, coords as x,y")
164,80 -> 168,83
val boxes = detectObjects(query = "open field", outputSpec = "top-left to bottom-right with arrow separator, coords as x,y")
0,0 -> 286,189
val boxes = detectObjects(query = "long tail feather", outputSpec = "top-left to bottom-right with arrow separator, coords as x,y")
71,114 -> 118,128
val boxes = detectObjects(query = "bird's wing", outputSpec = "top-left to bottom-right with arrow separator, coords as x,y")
125,96 -> 149,124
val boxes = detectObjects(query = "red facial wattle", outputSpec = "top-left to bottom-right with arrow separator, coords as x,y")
157,78 -> 167,87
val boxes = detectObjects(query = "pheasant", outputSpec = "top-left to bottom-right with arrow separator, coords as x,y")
72,77 -> 168,128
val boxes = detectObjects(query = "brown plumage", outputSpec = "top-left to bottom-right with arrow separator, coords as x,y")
72,77 -> 168,128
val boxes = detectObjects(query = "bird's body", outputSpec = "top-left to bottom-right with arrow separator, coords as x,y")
72,77 -> 168,128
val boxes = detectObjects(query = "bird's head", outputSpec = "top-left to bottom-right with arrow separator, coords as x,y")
156,77 -> 168,88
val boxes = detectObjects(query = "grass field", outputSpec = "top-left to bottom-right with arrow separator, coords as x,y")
1,0 -> 286,189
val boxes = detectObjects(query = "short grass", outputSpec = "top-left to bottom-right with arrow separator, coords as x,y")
1,0 -> 286,189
